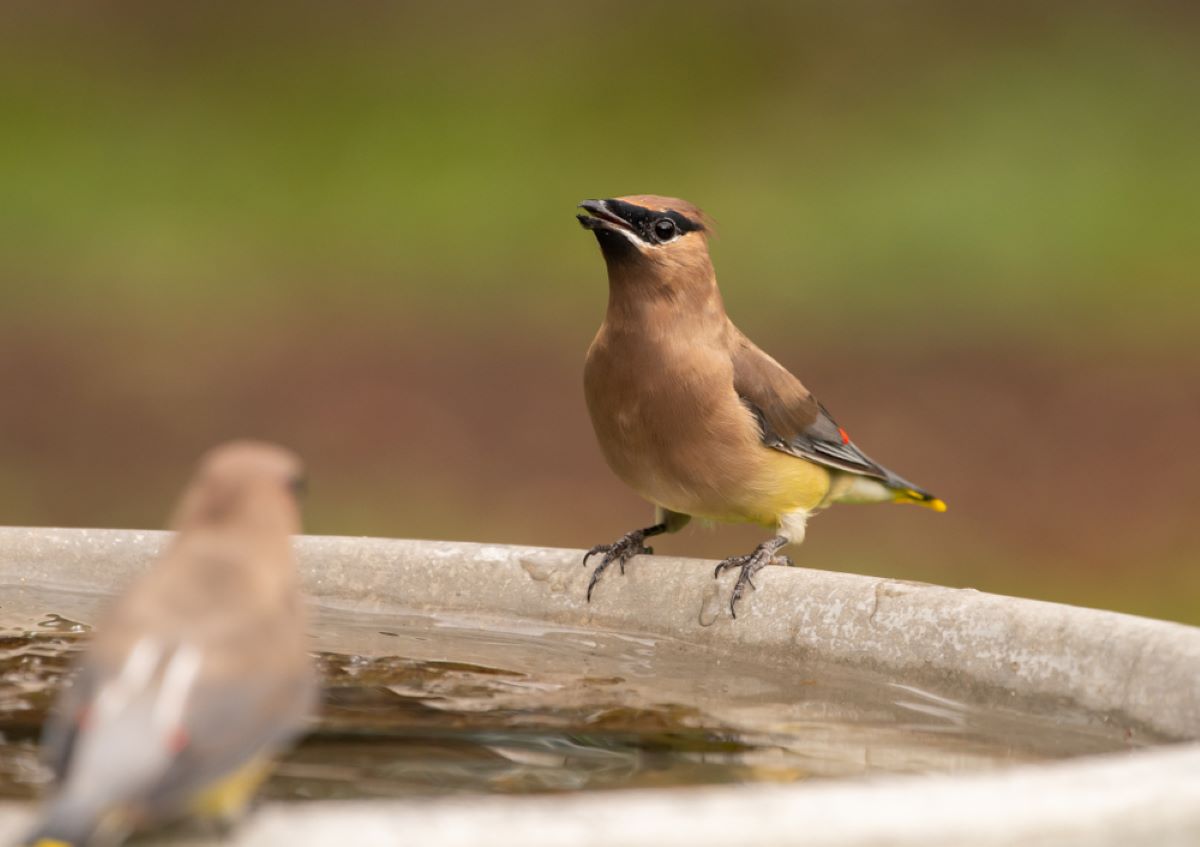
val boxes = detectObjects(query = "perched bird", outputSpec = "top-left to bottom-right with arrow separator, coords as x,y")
577,195 -> 945,616
25,441 -> 317,847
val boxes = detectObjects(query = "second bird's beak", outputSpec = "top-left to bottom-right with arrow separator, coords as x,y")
577,199 -> 633,234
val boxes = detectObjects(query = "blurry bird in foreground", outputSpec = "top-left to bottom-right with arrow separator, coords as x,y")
24,441 -> 316,847
578,195 -> 945,617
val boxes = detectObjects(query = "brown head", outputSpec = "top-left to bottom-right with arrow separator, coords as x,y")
169,440 -> 306,536
578,195 -> 720,310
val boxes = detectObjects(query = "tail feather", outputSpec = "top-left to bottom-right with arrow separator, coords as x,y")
883,474 -> 947,512
892,487 -> 947,512
22,823 -> 93,847
22,795 -> 104,847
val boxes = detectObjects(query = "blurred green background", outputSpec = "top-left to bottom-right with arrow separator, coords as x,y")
1,2 -> 1197,621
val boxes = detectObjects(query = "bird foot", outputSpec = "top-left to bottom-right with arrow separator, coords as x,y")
583,528 -> 654,601
713,537 -> 791,618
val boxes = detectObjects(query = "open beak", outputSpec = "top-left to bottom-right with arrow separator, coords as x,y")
577,199 -> 633,233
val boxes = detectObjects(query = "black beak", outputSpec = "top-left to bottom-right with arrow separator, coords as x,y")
577,199 -> 633,233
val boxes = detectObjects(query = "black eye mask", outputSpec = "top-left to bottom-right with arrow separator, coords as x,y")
605,199 -> 704,244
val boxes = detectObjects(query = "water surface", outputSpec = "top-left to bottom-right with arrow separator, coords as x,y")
0,585 -> 1154,802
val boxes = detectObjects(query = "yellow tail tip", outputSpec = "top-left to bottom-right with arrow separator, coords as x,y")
899,489 -> 948,512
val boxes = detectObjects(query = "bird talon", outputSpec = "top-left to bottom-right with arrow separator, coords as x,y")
586,567 -> 604,602
583,525 -> 665,601
718,538 -> 790,617
713,554 -> 748,579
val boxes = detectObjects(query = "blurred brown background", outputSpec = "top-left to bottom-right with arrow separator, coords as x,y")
1,2 -> 1197,622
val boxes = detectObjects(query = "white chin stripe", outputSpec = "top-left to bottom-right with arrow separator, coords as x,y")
609,226 -> 646,248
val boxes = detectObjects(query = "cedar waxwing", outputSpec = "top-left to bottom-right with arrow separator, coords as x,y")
578,196 -> 945,617
24,441 -> 317,847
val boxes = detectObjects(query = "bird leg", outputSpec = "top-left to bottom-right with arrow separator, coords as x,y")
583,522 -> 667,601
713,535 -> 793,618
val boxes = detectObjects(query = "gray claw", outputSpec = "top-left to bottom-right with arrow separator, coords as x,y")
714,537 -> 791,618
584,529 -> 653,602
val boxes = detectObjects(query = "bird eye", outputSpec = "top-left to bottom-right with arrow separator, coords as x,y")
288,474 -> 308,499
653,218 -> 678,242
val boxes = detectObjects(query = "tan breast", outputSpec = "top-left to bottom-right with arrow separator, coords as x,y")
585,324 -> 798,521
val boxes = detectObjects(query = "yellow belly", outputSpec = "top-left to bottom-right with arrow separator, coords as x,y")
189,757 -> 273,822
733,449 -> 832,525
649,447 -> 832,528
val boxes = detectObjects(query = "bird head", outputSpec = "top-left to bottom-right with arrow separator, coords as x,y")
577,195 -> 721,310
170,440 -> 306,533
577,195 -> 715,283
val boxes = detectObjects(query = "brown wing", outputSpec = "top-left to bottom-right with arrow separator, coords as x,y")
730,331 -> 893,481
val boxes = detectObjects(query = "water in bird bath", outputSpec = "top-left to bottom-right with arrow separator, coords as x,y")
0,584 -> 1159,804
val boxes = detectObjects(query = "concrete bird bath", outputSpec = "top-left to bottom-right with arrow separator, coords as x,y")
0,527 -> 1198,846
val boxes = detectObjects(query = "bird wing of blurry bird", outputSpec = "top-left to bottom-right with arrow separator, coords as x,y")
143,651 -> 314,814
39,664 -> 97,785
39,634 -> 314,839
38,541 -> 316,837
729,329 -> 939,503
